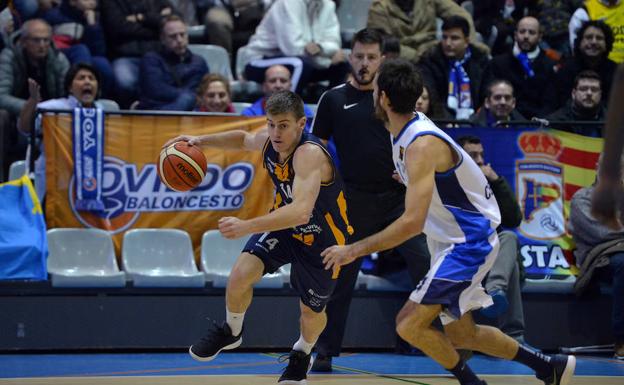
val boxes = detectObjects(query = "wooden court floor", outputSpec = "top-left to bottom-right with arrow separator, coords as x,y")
1,374 -> 622,385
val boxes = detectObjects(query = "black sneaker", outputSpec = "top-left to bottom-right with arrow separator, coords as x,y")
310,354 -> 332,372
189,321 -> 242,362
278,350 -> 312,384
537,354 -> 576,385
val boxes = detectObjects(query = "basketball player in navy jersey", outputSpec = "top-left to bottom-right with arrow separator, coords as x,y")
163,90 -> 352,384
592,64 -> 624,229
322,59 -> 576,385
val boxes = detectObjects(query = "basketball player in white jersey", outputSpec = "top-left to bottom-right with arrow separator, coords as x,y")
322,59 -> 576,385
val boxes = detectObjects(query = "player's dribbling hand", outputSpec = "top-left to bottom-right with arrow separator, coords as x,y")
162,135 -> 201,148
218,217 -> 249,239
321,245 -> 357,270
591,180 -> 624,230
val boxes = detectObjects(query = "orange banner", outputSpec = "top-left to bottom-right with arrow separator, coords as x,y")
43,113 -> 273,261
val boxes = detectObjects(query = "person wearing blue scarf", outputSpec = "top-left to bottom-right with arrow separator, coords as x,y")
482,17 -> 557,119
419,16 -> 490,121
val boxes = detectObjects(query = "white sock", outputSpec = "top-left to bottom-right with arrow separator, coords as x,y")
226,310 -> 244,336
293,334 -> 315,355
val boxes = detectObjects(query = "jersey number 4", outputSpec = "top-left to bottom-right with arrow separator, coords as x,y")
258,232 -> 279,250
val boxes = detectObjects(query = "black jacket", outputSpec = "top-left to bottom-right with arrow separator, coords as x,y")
491,176 -> 523,230
101,0 -> 172,58
482,50 -> 557,119
546,100 -> 606,137
418,44 -> 490,116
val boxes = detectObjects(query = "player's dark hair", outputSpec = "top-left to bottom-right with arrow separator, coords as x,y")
574,19 -> 614,58
64,62 -> 101,97
351,28 -> 384,51
376,58 -> 423,114
573,70 -> 602,89
442,16 -> 470,37
265,90 -> 305,120
456,135 -> 481,147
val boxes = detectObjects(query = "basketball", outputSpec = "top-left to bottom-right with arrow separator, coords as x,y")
157,141 -> 207,192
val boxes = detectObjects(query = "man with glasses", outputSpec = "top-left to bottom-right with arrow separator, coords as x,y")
0,18 -> 69,181
546,70 -> 606,137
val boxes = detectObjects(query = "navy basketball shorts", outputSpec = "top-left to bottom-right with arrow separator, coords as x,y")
243,230 -> 339,313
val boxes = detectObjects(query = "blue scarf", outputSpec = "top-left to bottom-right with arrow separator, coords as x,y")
447,48 -> 474,120
513,43 -> 539,78
516,52 -> 535,78
72,107 -> 105,211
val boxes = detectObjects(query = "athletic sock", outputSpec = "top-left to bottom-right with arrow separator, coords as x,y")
293,335 -> 315,355
448,359 -> 481,385
226,310 -> 245,337
512,344 -> 552,378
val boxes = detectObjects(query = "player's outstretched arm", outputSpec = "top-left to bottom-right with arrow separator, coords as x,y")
323,136 -> 438,269
592,64 -> 624,228
162,128 -> 269,152
218,143 -> 324,239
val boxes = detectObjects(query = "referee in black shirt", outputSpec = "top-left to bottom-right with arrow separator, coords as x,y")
310,28 -> 430,371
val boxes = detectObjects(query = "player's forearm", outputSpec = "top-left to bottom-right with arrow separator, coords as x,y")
196,130 -> 248,150
350,215 -> 423,258
600,65 -> 624,182
246,204 -> 311,234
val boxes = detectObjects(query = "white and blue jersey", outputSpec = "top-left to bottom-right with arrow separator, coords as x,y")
391,112 -> 502,324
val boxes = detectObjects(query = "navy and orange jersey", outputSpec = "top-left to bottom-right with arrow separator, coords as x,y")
262,132 -> 354,248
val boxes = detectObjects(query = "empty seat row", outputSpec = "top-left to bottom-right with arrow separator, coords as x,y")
46,228 -> 288,288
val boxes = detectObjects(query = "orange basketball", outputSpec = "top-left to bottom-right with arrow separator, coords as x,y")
157,141 -> 207,192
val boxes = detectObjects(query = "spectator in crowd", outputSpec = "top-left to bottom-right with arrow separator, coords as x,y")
473,0 -> 540,55
367,0 -> 488,63
18,63 -> 103,201
195,73 -> 234,112
241,64 -> 314,130
101,0 -> 173,107
458,135 -> 529,345
202,0 -> 271,60
41,0 -> 114,97
137,15 -> 207,111
414,84 -> 451,120
482,16 -> 557,119
547,70 -> 606,137
569,157 -> 624,360
569,0 -> 624,63
556,19 -> 616,108
470,79 -> 525,127
236,0 -> 348,94
418,16 -> 490,120
0,18 -> 68,180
